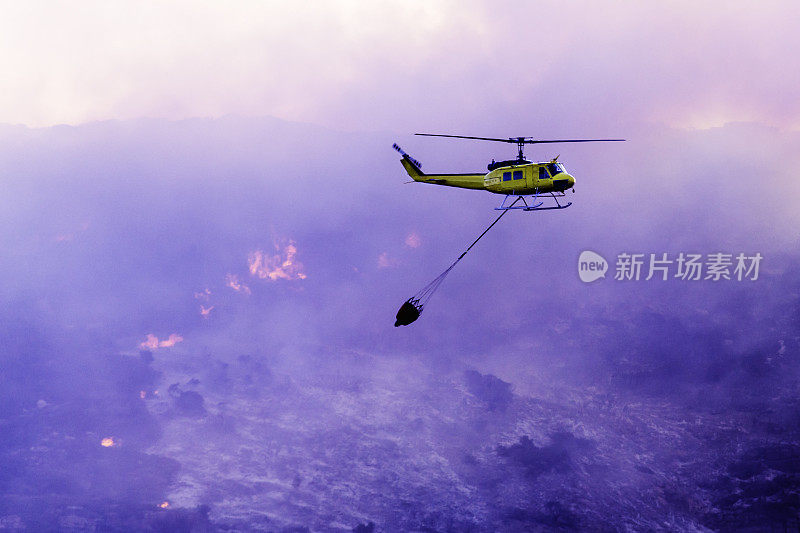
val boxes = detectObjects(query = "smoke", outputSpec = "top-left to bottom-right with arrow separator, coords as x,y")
0,116 -> 798,529
3,2 -> 800,133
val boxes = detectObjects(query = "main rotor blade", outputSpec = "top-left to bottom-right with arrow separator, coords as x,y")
523,138 -> 626,144
415,133 -> 513,142
415,133 -> 625,144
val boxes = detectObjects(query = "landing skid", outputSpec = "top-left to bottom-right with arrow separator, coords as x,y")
495,190 -> 572,211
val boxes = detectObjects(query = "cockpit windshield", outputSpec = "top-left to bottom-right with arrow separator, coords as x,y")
547,162 -> 565,176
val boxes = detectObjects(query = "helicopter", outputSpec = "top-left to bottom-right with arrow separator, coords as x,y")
394,134 -> 625,211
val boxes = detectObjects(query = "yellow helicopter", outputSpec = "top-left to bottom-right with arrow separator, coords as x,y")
394,134 -> 624,211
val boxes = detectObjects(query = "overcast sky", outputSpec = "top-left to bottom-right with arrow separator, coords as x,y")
2,1 -> 799,132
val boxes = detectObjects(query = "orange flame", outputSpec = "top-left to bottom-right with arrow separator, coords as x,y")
159,501 -> 169,509
405,232 -> 422,248
139,390 -> 146,399
54,221 -> 90,243
139,333 -> 183,350
140,334 -> 159,350
248,241 -> 307,281
200,305 -> 214,318
377,252 -> 398,268
225,273 -> 251,295
193,288 -> 211,301
159,334 -> 182,347
101,437 -> 116,447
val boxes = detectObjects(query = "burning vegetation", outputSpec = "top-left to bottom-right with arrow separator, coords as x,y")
248,241 -> 306,281
139,334 -> 183,350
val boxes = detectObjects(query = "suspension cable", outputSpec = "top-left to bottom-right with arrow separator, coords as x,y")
411,197 -> 520,309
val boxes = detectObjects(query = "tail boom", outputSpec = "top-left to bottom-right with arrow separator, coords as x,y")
394,143 -> 485,190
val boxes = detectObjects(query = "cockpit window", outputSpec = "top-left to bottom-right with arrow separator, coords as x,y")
547,163 -> 563,176
538,166 -> 550,180
513,170 -> 523,180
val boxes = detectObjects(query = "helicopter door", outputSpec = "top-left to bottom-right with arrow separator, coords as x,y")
537,165 -> 552,188
511,169 -> 525,193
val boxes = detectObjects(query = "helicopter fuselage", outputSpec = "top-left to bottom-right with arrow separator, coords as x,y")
399,155 -> 575,195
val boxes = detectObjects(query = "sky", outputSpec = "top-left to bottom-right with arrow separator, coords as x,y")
1,1 -> 800,132
2,2 -> 800,531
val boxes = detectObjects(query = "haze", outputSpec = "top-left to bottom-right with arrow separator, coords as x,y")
1,2 -> 799,531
